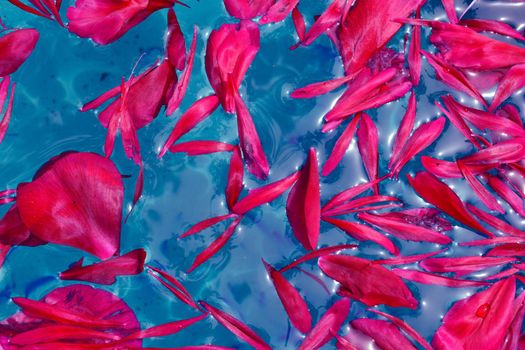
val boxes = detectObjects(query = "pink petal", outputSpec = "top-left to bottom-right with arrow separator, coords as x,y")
390,92 -> 416,169
460,18 -> 525,42
351,318 -> 417,350
322,178 -> 386,212
232,171 -> 299,215
291,75 -> 355,99
159,95 -> 220,158
199,301 -> 272,350
319,255 -> 417,308
226,147 -> 244,210
147,265 -> 198,309
441,0 -> 458,23
291,6 -> 306,42
486,175 -> 525,217
16,152 -> 124,259
407,171 -> 494,237
408,9 -> 422,85
357,114 -> 379,194
263,260 -> 312,333
279,244 -> 357,273
457,162 -> 505,213
124,314 -> 208,340
234,94 -> 270,180
368,310 -> 433,350
358,212 -> 452,244
322,195 -> 400,217
322,114 -> 361,176
222,0 -> 271,19
259,0 -> 299,24
467,203 -> 525,237
437,97 -> 481,149
422,51 -> 487,107
432,277 -> 516,350
0,29 -> 39,77
166,9 -> 186,71
59,249 -> 146,285
170,141 -> 236,155
187,216 -> 242,272
0,79 -> 15,145
392,268 -> 489,287
298,298 -> 350,350
167,26 -> 199,115
298,0 -> 346,46
389,117 -> 446,178
286,148 -> 320,250
10,325 -> 120,345
420,256 -> 517,277
180,214 -> 238,239
322,217 -> 399,255
503,292 -> 525,350
374,249 -> 449,266
487,243 -> 525,257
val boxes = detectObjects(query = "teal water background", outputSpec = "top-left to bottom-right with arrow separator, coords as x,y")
1,0 -> 525,348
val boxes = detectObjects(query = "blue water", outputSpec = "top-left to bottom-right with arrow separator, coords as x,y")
1,0 -> 525,348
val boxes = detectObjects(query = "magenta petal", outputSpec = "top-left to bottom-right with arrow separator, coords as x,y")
392,268 -> 489,287
441,0 -> 458,23
232,171 -> 299,215
491,64 -> 525,111
298,0 -> 346,46
226,147 -> 244,210
166,9 -> 187,71
258,0 -> 299,24
433,277 -> 516,350
460,18 -> 525,42
420,256 -> 517,277
200,301 -> 272,350
59,249 -> 146,285
169,141 -> 236,156
486,175 -> 525,217
16,152 -> 123,259
322,114 -> 360,177
234,94 -> 270,179
351,318 -> 417,350
263,260 -> 312,334
390,92 -> 416,169
279,244 -> 357,273
407,171 -> 494,237
286,148 -> 320,251
298,298 -> 350,350
357,113 -> 379,194
319,255 -> 417,308
408,9 -> 422,85
0,29 -> 39,77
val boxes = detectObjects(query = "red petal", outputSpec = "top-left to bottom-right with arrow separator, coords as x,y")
487,243 -> 525,257
59,249 -> 146,285
392,268 -> 489,287
159,95 -> 220,158
503,292 -> 525,350
286,148 -> 320,250
298,298 -> 350,350
0,78 -> 15,145
437,97 -> 481,149
0,29 -> 39,77
408,9 -> 422,85
279,244 -> 357,273
323,217 -> 399,255
351,318 -> 418,350
223,0 -> 270,19
187,217 -> 242,272
124,314 -> 208,340
10,325 -> 120,345
322,195 -> 400,217
389,117 -> 446,177
147,265 -> 198,309
460,19 -> 525,42
390,92 -> 416,169
458,162 -> 504,213
199,301 -> 272,350
259,0 -> 299,24
374,249 -> 448,266
170,141 -> 236,155
467,203 -> 525,237
486,175 -> 525,217
234,94 -> 269,179
166,9 -> 186,70
322,178 -> 386,212
291,74 -> 355,99
441,0 -> 458,23
298,0 -> 346,46
263,260 -> 312,333
407,171 -> 494,237
433,277 -> 516,349
232,171 -> 299,215
291,6 -> 306,42
358,212 -> 452,244
319,255 -> 417,308
422,51 -> 487,107
180,214 -> 237,239
322,114 -> 361,176
420,256 -> 517,277
167,26 -> 198,115
357,114 -> 379,193
16,152 -> 123,259
226,147 -> 244,210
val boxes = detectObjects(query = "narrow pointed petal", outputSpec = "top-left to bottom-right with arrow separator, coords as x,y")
322,178 -> 386,212
291,7 -> 306,42
299,0 -> 346,46
374,249 -> 448,266
234,94 -> 269,179
486,243 -> 525,257
125,314 -> 208,340
441,0 -> 458,23
298,298 -> 350,350
232,171 -> 299,215
159,95 -> 220,158
458,161 -> 505,213
486,175 -> 525,217
291,74 -> 355,99
258,0 -> 299,24
319,255 -> 417,308
467,203 -> 525,237
322,114 -> 360,177
166,9 -> 186,71
420,256 -> 517,277
407,171 -> 494,237
147,265 -> 198,309
170,141 -> 236,155
351,319 -> 417,350
323,217 -> 399,255
279,244 -> 357,273
460,19 -> 525,42
357,114 -> 379,193
408,9 -> 422,85
59,249 -> 146,285
263,260 -> 312,333
199,301 -> 272,350
226,147 -> 244,210
393,268 -> 489,287
286,148 -> 320,250
180,214 -> 237,239
390,92 -> 416,169
187,217 -> 242,273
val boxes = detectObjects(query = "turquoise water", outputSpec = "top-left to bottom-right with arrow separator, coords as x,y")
0,0 -> 525,348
